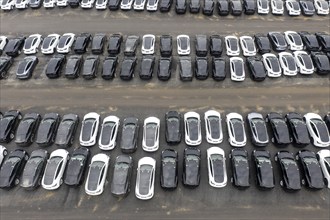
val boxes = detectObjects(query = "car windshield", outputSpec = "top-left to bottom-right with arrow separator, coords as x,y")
317,56 -> 330,69
159,59 -> 170,73
43,156 -> 62,185
38,119 -> 54,140
228,38 -> 238,51
65,154 -> 85,178
66,58 -> 78,73
57,120 -> 73,136
300,54 -> 313,69
161,37 -> 171,48
144,37 -> 153,49
0,116 -> 14,135
197,36 -> 207,49
122,123 -> 136,147
231,119 -> 244,142
303,157 -> 318,166
274,34 -> 286,45
145,123 -> 157,147
311,119 -> 330,142
138,164 -> 153,195
179,37 -> 189,50
42,37 -> 54,49
22,156 -> 43,178
17,60 -> 29,74
100,122 -> 116,146
82,118 -> 96,142
1,157 -> 20,178
84,59 -> 96,73
16,119 -> 34,136
87,161 -> 105,191
208,116 -> 220,139
113,162 -> 129,185
275,0 -> 283,8
292,1 -> 300,10
97,0 -> 105,4
245,39 -> 255,51
25,37 -> 36,49
281,158 -> 296,168
261,0 -> 267,7
210,154 -> 224,182
268,57 -> 280,72
233,60 -> 243,76
126,37 -> 137,50
187,118 -> 199,141
252,118 -> 268,142
186,154 -> 199,162
234,155 -> 247,164
282,55 -> 296,71
58,36 -> 69,48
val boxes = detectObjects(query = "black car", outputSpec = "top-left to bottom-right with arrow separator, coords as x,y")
285,112 -> 310,146
161,149 -> 178,189
254,34 -> 271,54
183,147 -> 201,187
179,56 -> 193,81
247,112 -> 269,147
15,113 -> 41,147
210,35 -> 223,57
102,56 -> 118,80
29,0 -> 42,8
243,0 -> 256,14
311,52 -> 330,75
190,0 -> 201,12
4,37 -> 26,57
160,0 -> 173,11
252,150 -> 275,190
296,150 -> 324,189
68,0 -> 81,7
212,57 -> 226,80
73,33 -> 91,54
298,31 -> 320,52
55,114 -> 79,148
64,147 -> 90,186
229,149 -> 250,188
120,117 -> 139,153
140,55 -> 155,80
16,56 -> 38,80
160,35 -> 172,57
195,35 -> 208,57
0,149 -> 28,189
195,57 -> 208,80
158,57 -> 172,81
0,110 -> 21,143
108,0 -> 121,9
0,56 -> 13,79
91,33 -> 106,55
82,55 -> 99,79
246,56 -> 267,81
107,34 -> 122,56
275,151 -> 301,191
203,0 -> 215,15
314,34 -> 329,53
36,113 -> 60,147
20,149 -> 48,190
124,35 -> 139,56
120,56 -> 137,80
299,0 -> 315,16
230,0 -> 243,15
176,0 -> 187,13
45,54 -> 66,79
324,114 -> 330,132
268,32 -> 287,52
217,0 -> 230,15
111,155 -> 133,197
266,112 -> 292,146
65,55 -> 83,79
165,111 -> 182,144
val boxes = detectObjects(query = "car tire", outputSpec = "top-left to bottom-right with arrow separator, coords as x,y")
295,155 -> 299,160
274,156 -> 278,161
60,179 -> 63,185
15,178 -> 19,185
10,133 -> 14,139
3,150 -> 7,156
279,180 -> 283,187
302,179 -> 305,185
271,137 -> 274,143
24,155 -> 29,160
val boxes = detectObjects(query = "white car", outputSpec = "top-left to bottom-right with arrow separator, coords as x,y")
278,52 -> 298,76
314,0 -> 329,15
257,0 -> 270,14
85,153 -> 110,196
80,112 -> 100,147
142,117 -> 160,152
207,147 -> 227,188
43,0 -> 57,8
286,0 -> 301,16
57,33 -> 75,54
317,149 -> 330,188
23,34 -> 43,55
1,0 -> 16,10
98,116 -> 120,151
262,53 -> 282,77
293,51 -> 314,74
284,31 -> 303,51
134,0 -> 146,10
95,0 -> 108,9
142,34 -> 155,55
135,157 -> 156,200
146,0 -> 158,11
230,57 -> 245,81
57,0 -> 68,6
120,0 -> 134,9
304,113 -> 330,147
41,149 -> 69,190
0,36 -> 8,52
204,110 -> 223,144
226,113 -> 247,147
177,35 -> 190,55
80,0 -> 95,8
0,145 -> 7,166
15,0 -> 29,9
184,112 -> 202,146
225,36 -> 240,56
239,36 -> 256,56
271,0 -> 284,14
41,34 -> 60,54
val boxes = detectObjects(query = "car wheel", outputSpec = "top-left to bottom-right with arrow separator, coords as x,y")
15,178 -> 19,185
302,179 -> 305,185
10,133 -> 14,139
24,155 -> 29,160
60,179 -> 63,185
271,137 -> 274,143
280,180 -> 283,187
274,156 -> 278,162
3,150 -> 7,156
295,155 -> 299,160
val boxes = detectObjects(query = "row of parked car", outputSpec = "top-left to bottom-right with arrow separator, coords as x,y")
1,0 -> 329,16
0,110 -> 329,151
0,145 -> 329,200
